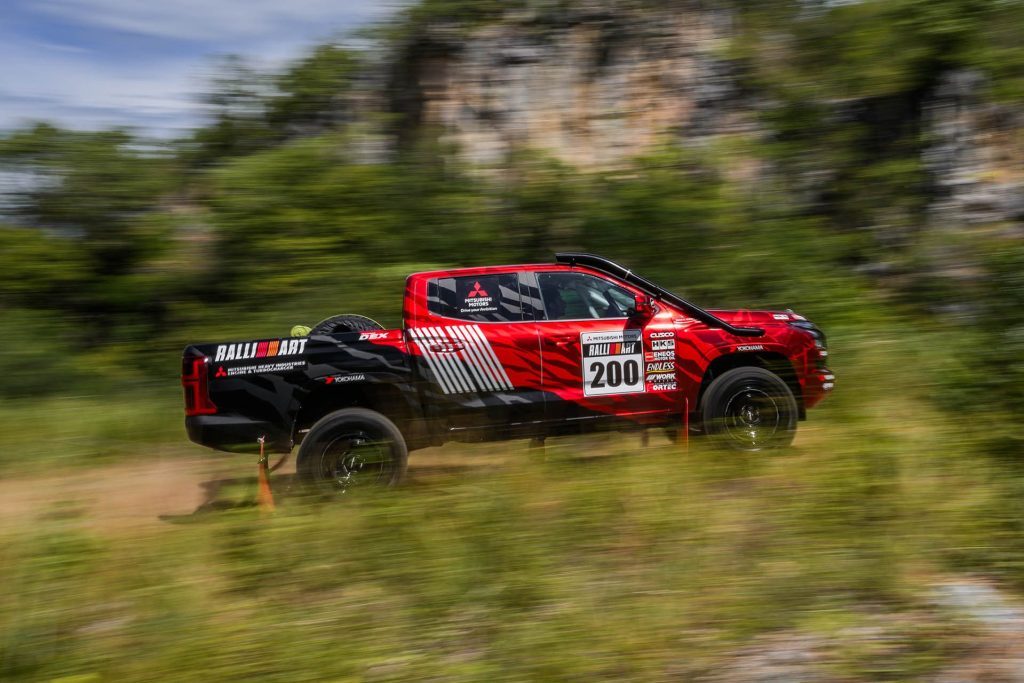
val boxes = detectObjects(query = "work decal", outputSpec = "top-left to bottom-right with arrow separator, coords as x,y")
409,325 -> 514,395
581,330 -> 645,397
645,331 -> 678,391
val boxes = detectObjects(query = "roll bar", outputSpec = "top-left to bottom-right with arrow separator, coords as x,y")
555,252 -> 765,337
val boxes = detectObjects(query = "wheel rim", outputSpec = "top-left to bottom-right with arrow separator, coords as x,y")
722,385 -> 782,450
317,429 -> 394,491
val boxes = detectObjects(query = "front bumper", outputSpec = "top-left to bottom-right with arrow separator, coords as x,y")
186,414 -> 291,453
803,367 -> 835,410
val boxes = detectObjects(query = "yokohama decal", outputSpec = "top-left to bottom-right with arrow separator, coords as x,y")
408,325 -> 514,394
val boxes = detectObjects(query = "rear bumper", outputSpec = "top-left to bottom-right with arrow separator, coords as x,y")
186,415 -> 291,454
803,367 -> 835,410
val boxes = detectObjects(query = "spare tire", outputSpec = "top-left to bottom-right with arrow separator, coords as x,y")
309,314 -> 385,336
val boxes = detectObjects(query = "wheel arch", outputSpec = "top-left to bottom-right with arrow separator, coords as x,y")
293,382 -> 423,447
698,352 -> 805,420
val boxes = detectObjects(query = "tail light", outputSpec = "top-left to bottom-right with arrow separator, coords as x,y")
182,352 -> 218,416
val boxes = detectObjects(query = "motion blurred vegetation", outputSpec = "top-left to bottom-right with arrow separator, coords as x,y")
2,0 -> 1024,678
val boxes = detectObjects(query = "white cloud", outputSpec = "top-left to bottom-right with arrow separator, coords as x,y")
31,0 -> 397,43
0,40 -> 199,135
1,1 -> 402,135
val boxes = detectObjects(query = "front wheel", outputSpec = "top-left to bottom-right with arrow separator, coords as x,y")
297,408 -> 408,492
700,367 -> 798,451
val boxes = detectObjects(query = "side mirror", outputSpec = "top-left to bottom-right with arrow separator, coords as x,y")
630,294 -> 655,320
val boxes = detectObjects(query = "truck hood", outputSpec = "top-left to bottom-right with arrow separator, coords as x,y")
704,309 -> 802,326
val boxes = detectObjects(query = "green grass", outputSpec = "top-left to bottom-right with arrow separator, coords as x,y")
0,435 -> 977,681
1,322 -> 1021,680
0,391 -> 192,475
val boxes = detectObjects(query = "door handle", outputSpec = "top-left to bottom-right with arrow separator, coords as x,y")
549,336 -> 576,346
429,341 -> 464,353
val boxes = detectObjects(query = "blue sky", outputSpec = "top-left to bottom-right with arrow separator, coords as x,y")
0,0 -> 397,137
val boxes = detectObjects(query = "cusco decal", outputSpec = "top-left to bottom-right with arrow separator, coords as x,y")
581,330 -> 645,397
214,338 -> 308,363
408,325 -> 514,394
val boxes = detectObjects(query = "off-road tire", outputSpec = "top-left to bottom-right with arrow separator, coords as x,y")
701,367 -> 798,451
297,408 -> 408,492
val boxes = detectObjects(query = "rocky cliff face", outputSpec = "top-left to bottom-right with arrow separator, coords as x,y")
925,70 -> 1024,231
389,6 -> 1024,241
390,6 -> 752,169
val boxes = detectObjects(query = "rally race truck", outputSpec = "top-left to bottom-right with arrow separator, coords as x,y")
182,253 -> 833,489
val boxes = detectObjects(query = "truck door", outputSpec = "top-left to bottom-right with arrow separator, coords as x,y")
531,270 -> 682,424
407,272 -> 545,434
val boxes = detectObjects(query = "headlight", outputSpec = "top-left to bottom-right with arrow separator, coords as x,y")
789,320 -> 827,352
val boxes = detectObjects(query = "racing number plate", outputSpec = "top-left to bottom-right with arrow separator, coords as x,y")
581,330 -> 645,397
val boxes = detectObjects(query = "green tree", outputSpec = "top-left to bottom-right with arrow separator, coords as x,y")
0,124 -> 176,342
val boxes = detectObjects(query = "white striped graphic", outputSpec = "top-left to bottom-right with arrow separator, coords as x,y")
409,325 -> 514,394
408,327 -> 456,394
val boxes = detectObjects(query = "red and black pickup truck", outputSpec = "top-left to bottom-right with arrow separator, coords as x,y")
183,253 -> 833,489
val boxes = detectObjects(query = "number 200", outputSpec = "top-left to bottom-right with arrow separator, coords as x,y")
589,359 -> 640,388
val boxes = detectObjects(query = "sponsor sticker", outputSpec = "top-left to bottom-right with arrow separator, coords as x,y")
358,332 -> 390,341
646,361 -> 674,372
214,360 -> 307,378
773,314 -> 790,320
651,339 -> 675,351
581,330 -> 645,397
737,345 -> 765,352
645,350 -> 674,362
324,373 -> 367,384
646,371 -> 676,381
650,382 -> 677,391
649,331 -> 674,339
214,338 -> 308,363
458,278 -> 498,315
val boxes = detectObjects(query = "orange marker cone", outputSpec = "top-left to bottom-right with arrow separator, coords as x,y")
257,436 -> 275,512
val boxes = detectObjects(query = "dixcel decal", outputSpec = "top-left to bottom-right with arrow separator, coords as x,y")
581,330 -> 645,397
214,338 -> 308,363
408,325 -> 513,395
358,332 -> 390,341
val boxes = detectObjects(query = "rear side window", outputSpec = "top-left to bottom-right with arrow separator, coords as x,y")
427,273 -> 523,322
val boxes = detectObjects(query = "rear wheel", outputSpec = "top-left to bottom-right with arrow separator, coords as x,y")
297,408 -> 408,492
701,367 -> 798,451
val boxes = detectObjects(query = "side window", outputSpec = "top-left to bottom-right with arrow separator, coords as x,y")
538,272 -> 634,320
427,273 -> 523,323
